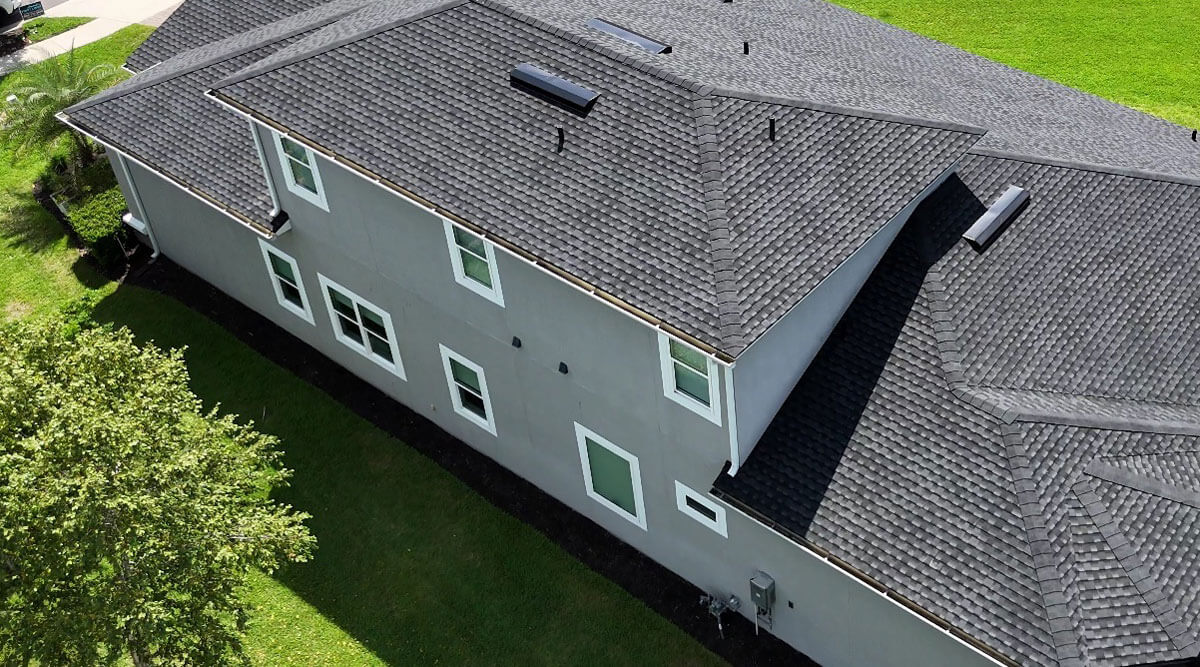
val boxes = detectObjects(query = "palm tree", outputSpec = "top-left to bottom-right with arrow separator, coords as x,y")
0,45 -> 116,168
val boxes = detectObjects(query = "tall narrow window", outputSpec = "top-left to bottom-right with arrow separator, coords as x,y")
443,218 -> 504,306
317,274 -> 405,378
258,240 -> 314,324
273,132 -> 328,211
439,345 -> 496,435
575,423 -> 647,530
658,333 -> 721,425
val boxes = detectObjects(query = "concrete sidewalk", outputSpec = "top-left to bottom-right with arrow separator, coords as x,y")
0,0 -> 180,74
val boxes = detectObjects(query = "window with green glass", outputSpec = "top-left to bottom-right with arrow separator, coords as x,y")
669,339 -> 710,405
450,358 -> 486,418
585,437 -> 637,516
444,220 -> 504,306
439,345 -> 495,435
279,136 -> 318,195
321,278 -> 402,375
268,254 -> 303,307
258,240 -> 313,324
453,227 -> 493,288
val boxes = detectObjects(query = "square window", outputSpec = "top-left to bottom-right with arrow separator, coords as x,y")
318,274 -> 405,379
258,240 -> 313,325
575,423 -> 646,530
439,345 -> 496,435
443,219 -> 504,306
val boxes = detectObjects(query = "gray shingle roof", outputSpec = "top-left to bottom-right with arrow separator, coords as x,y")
64,1 -> 371,226
714,153 -> 1200,666
126,0 -> 331,71
212,0 -> 981,355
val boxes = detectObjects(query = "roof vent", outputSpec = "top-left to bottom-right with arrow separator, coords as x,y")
586,18 -> 671,54
511,64 -> 600,115
963,185 -> 1029,249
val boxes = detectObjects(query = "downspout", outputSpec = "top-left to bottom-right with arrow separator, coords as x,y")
725,364 -> 740,475
249,119 -> 281,217
114,152 -> 160,258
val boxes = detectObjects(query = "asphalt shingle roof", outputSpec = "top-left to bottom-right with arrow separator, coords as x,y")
211,0 -> 981,355
714,154 -> 1200,666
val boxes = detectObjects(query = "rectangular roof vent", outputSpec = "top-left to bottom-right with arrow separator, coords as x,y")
510,64 -> 600,115
963,185 -> 1029,249
586,18 -> 672,54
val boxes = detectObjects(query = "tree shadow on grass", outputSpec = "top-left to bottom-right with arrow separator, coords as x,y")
0,195 -> 67,255
88,278 -> 795,666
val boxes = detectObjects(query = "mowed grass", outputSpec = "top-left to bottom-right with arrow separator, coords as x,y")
834,0 -> 1200,128
0,25 -> 151,321
89,288 -> 724,666
23,16 -> 94,44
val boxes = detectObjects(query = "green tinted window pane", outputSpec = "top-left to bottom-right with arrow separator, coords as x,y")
280,282 -> 303,307
337,315 -> 362,343
268,254 -> 296,282
289,161 -> 318,194
586,439 -> 637,516
669,340 -> 707,375
329,289 -> 356,318
449,358 -> 481,392
367,334 -> 393,361
458,387 -> 487,417
452,227 -> 487,258
460,251 -> 493,287
359,306 -> 387,338
280,137 -> 309,164
674,364 -> 710,405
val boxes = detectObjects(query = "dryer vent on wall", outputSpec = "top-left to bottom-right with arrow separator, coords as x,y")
963,185 -> 1029,249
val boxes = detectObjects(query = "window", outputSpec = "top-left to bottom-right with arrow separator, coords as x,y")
439,345 -> 496,436
675,481 -> 727,537
273,132 -> 328,211
658,333 -> 721,425
317,274 -> 405,378
258,239 -> 314,324
575,423 -> 646,530
442,219 -> 504,306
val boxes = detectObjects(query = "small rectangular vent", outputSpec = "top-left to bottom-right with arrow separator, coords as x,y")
510,64 -> 600,115
963,185 -> 1029,249
586,18 -> 671,54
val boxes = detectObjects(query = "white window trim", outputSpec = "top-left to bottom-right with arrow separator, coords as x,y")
438,344 -> 497,436
258,239 -> 315,325
316,273 -> 406,379
674,481 -> 728,537
657,332 -> 722,426
273,131 -> 329,211
442,218 -> 504,306
574,423 -> 647,531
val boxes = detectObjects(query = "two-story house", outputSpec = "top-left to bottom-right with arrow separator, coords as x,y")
62,0 -> 1200,665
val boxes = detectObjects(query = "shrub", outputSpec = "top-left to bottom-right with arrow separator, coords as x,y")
67,186 -> 128,270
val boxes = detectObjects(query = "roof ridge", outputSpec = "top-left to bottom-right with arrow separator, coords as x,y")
969,147 -> 1200,188
690,94 -> 744,350
213,0 -> 471,90
709,87 -> 989,136
1072,478 -> 1200,654
1084,459 -> 1200,509
67,2 -> 366,114
970,387 -> 1200,436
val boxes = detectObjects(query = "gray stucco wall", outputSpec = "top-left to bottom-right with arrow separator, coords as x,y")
731,166 -> 960,459
118,129 -> 995,667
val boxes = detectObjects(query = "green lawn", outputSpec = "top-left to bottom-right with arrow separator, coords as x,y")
834,0 -> 1200,129
23,16 -> 94,43
2,4 -> 1197,664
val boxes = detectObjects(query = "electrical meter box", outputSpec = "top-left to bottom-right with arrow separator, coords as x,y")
749,572 -> 775,610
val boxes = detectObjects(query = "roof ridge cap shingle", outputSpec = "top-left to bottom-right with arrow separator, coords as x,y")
709,86 -> 989,136
690,94 -> 744,352
970,147 -> 1200,188
67,2 -> 367,114
1084,459 -> 1200,509
971,387 -> 1200,437
213,0 -> 471,90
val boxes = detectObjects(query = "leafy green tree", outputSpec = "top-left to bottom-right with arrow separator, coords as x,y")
0,314 -> 315,666
0,46 -> 116,167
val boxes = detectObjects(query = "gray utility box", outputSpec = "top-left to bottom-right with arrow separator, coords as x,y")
750,572 -> 775,610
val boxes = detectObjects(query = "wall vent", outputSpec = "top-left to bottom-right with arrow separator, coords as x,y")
963,185 -> 1029,249
511,64 -> 600,115
586,18 -> 671,54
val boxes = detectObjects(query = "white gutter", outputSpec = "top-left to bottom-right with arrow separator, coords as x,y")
114,151 -> 159,257
248,119 -> 281,217
57,112 -> 274,240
